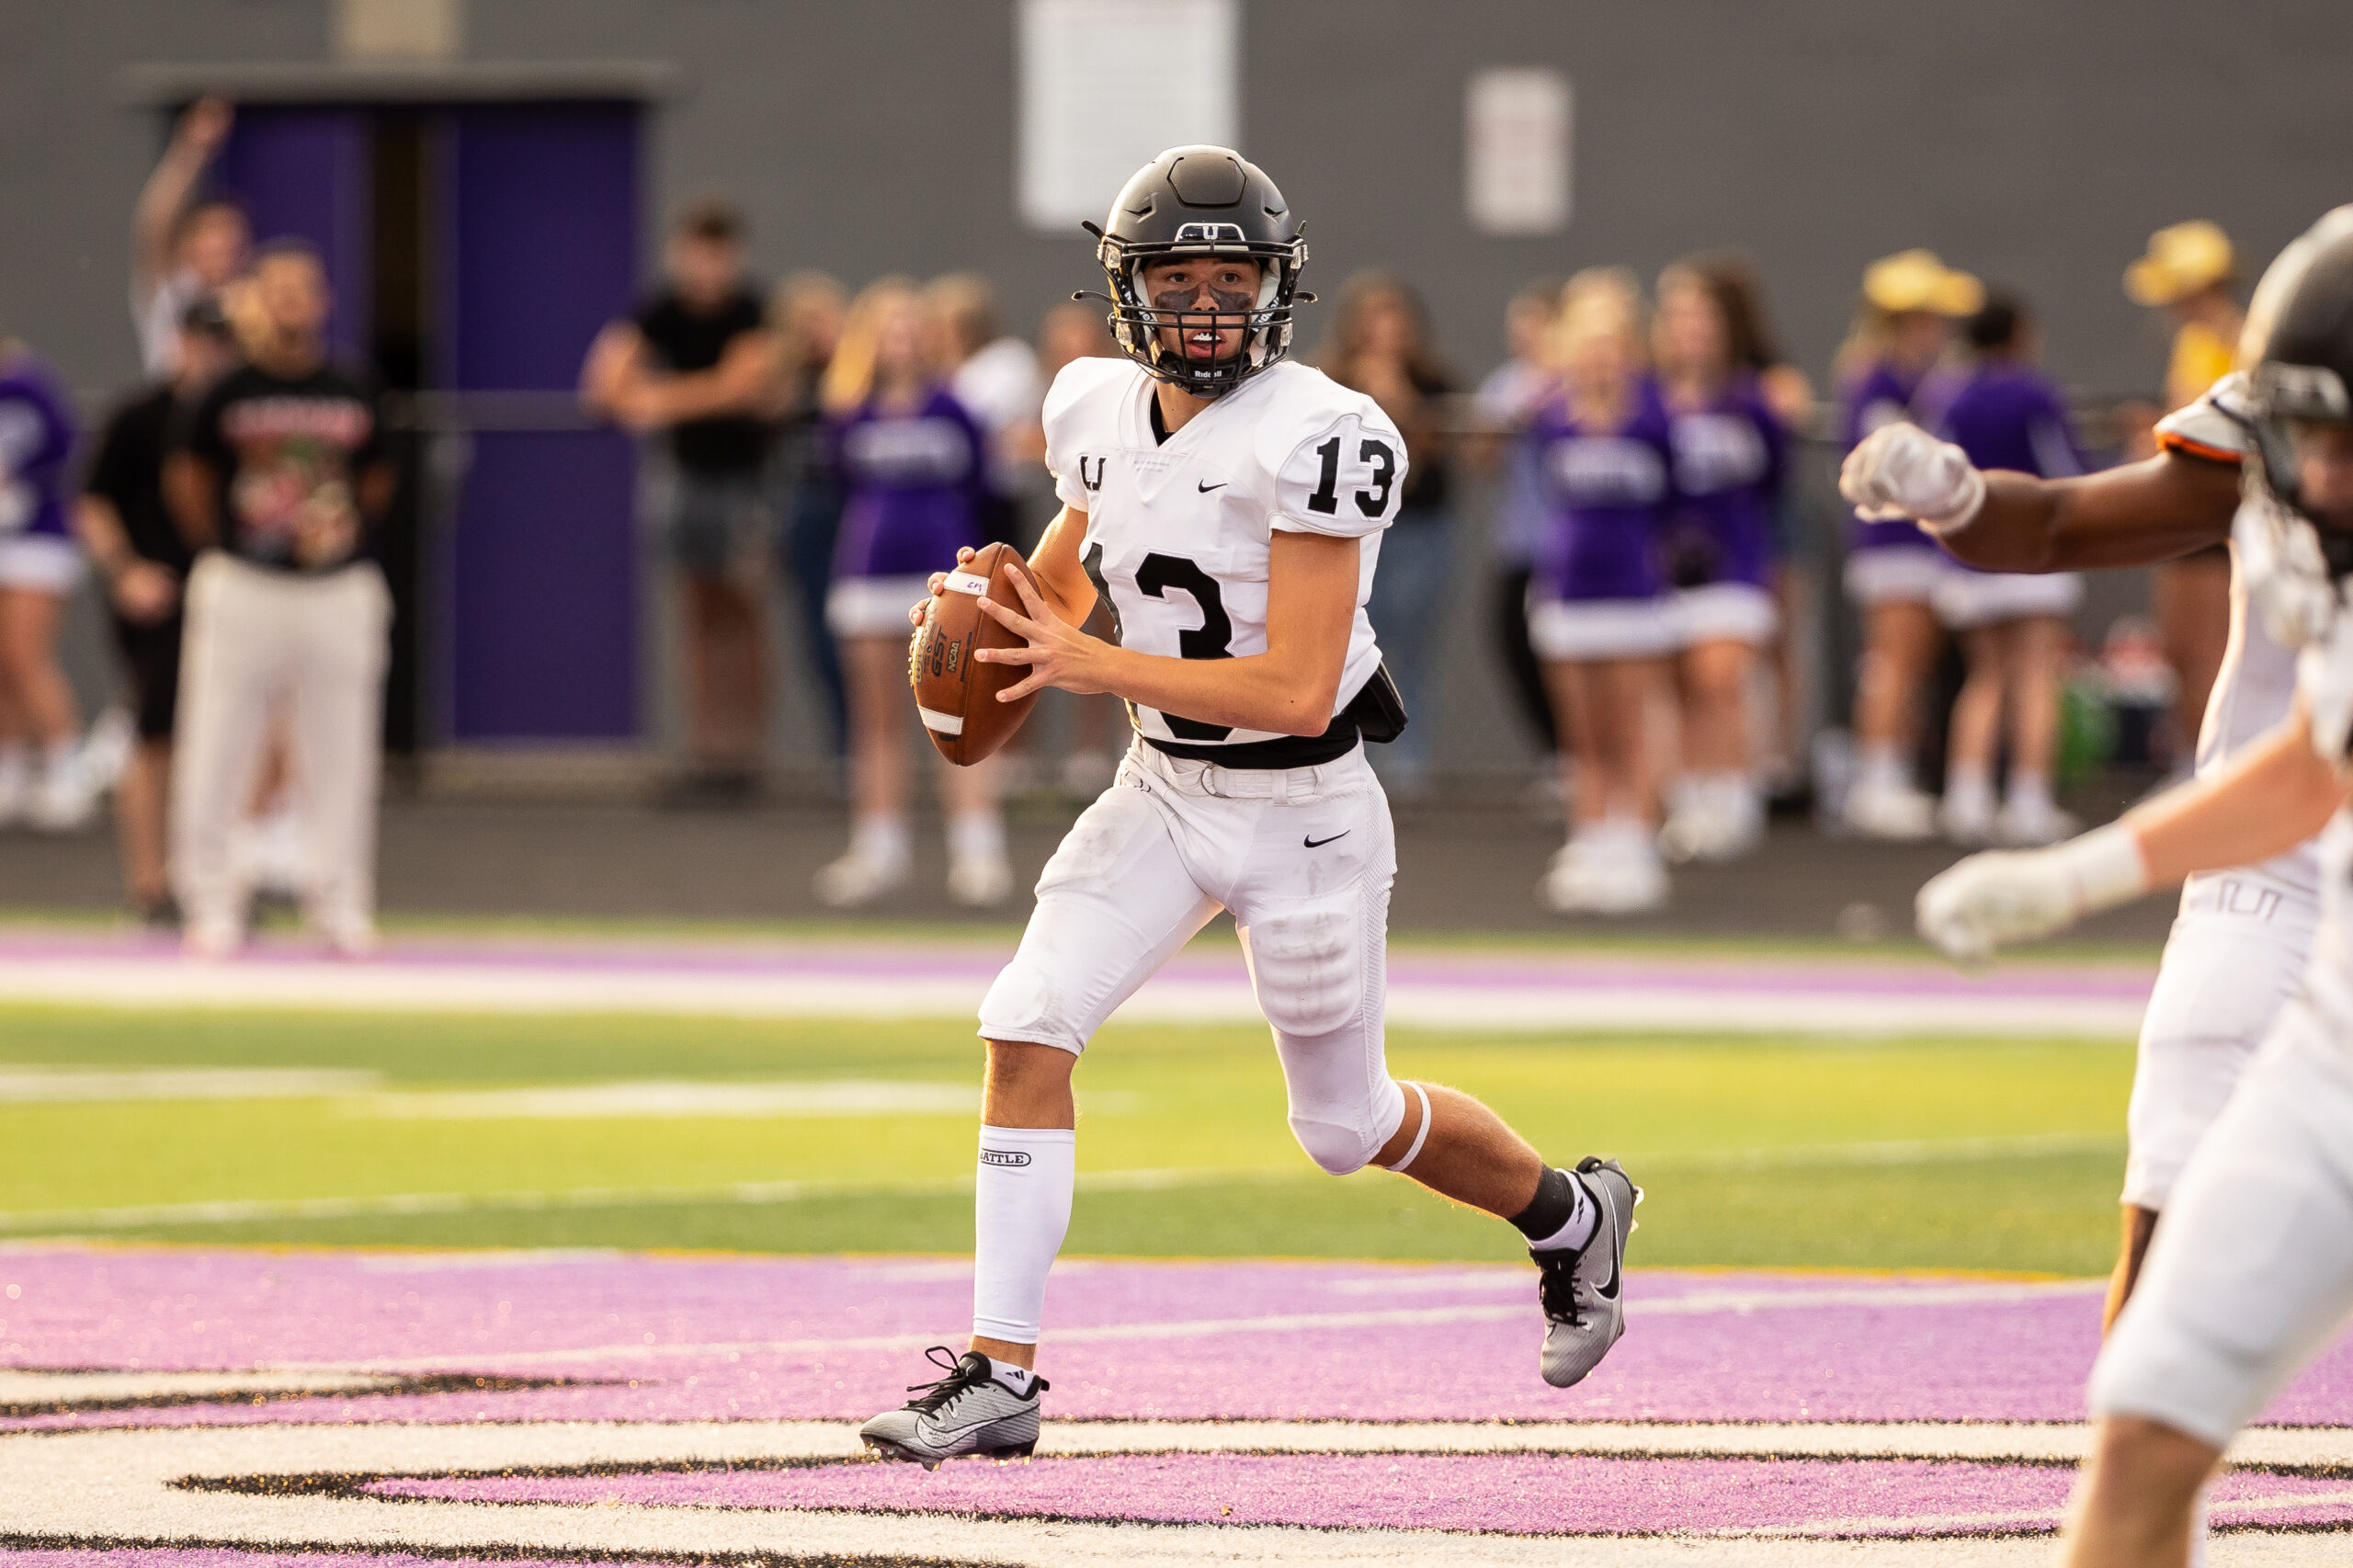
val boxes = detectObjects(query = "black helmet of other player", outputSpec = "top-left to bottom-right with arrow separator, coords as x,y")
1085,145 -> 1309,400
2248,229 -> 2353,574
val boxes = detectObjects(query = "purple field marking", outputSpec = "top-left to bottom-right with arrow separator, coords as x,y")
4,1246 -> 2349,1435
362,1452 -> 2353,1536
0,931 -> 2156,1002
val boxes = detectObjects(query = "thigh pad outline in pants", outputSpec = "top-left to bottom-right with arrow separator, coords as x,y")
1232,778 -> 1406,1176
2125,879 -> 2316,1210
2094,1001 -> 2353,1449
977,768 -> 1220,1054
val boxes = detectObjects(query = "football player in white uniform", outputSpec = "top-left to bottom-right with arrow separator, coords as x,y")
858,148 -> 1638,1469
1910,229 -> 2353,1567
1843,208 -> 2353,1335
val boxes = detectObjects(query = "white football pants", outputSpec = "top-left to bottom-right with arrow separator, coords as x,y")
2124,868 -> 2317,1210
171,554 -> 390,938
979,738 -> 1410,1176
2093,992 -> 2353,1448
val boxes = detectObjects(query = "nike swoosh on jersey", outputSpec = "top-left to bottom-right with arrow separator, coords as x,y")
1198,481 -> 1226,492
1303,831 -> 1349,848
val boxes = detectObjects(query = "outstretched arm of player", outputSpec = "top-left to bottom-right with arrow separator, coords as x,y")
1842,421 -> 2240,572
1917,709 -> 2350,963
973,527 -> 1358,737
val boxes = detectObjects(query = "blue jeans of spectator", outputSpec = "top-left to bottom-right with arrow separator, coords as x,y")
1365,506 -> 1452,786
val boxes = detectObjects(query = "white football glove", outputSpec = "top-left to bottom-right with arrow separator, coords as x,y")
1915,824 -> 2150,966
1839,421 -> 1988,533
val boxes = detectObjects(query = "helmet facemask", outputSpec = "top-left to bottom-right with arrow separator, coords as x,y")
2239,363 -> 2353,648
1091,222 -> 1308,399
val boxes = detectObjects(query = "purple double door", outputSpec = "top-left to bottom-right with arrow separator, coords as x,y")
212,102 -> 642,743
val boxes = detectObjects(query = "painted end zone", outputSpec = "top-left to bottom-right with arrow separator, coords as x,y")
2,1245 -> 2349,1559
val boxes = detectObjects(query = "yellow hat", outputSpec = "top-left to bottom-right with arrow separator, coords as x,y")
2125,221 -> 2235,306
1862,250 -> 1984,317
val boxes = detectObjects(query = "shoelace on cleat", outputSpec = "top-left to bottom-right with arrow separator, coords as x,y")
901,1345 -> 985,1415
1536,1250 -> 1586,1327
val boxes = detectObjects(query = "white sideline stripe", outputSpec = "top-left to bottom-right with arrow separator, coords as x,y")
306,1279 -> 2104,1375
0,1131 -> 2122,1233
0,1369 -> 397,1405
0,1165 -> 1292,1233
348,1079 -> 983,1120
915,705 -> 963,735
2,1420 -> 2348,1566
0,957 -> 2150,1037
0,1066 -> 382,1103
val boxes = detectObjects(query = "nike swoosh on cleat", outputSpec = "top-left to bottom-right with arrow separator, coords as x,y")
1198,481 -> 1226,492
1303,831 -> 1349,847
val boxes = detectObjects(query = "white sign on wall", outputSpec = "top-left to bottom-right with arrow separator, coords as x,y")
1018,0 -> 1240,232
1465,66 -> 1573,236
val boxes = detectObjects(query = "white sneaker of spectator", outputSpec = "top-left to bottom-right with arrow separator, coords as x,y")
1996,793 -> 2079,847
1843,778 -> 1938,841
1938,771 -> 1997,847
28,743 -> 95,833
77,705 -> 137,798
815,815 -> 912,909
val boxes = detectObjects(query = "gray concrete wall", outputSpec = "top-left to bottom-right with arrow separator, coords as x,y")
11,0 -> 2350,396
7,0 -> 2350,776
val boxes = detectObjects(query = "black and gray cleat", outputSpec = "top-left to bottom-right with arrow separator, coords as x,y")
1535,1156 -> 1641,1389
858,1346 -> 1046,1469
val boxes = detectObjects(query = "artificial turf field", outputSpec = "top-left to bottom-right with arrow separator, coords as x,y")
13,929 -> 2353,1561
1,1002 -> 2132,1274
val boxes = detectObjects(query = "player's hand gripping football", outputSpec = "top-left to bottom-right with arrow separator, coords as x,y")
1915,824 -> 2151,966
972,563 -> 1109,700
1840,422 -> 1988,534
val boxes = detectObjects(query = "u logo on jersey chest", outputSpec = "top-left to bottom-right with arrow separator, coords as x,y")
1078,455 -> 1107,493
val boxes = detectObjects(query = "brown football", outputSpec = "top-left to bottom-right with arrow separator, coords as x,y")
908,540 -> 1043,766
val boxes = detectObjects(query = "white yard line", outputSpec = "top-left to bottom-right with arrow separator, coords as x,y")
0,1419 -> 2340,1566
0,956 -> 2149,1038
277,1278 -> 2101,1375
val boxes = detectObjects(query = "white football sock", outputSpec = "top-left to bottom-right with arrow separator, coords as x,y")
1528,1169 -> 1598,1254
971,1123 -> 1076,1346
948,809 -> 1006,866
986,1355 -> 1036,1394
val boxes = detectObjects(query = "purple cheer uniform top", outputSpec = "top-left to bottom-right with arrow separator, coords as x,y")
1659,375 -> 1785,592
0,351 -> 78,544
1930,362 -> 2085,493
1529,380 -> 1677,605
823,387 -> 988,637
1839,359 -> 1947,555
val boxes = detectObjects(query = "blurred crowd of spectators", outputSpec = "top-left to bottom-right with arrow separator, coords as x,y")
0,98 -> 2259,928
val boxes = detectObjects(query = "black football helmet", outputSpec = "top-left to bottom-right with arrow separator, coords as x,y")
1082,145 -> 1310,399
2248,226 -> 2353,575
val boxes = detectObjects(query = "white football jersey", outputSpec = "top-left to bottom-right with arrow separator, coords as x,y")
2293,610 -> 2353,1033
2157,374 -> 2318,898
1041,356 -> 1402,756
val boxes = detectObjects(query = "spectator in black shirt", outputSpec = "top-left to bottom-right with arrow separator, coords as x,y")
163,241 -> 396,959
74,297 -> 240,924
581,199 -> 782,796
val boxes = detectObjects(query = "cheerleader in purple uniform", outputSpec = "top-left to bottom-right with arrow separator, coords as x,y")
1835,250 -> 1982,839
816,280 -> 1006,908
1927,293 -> 2086,846
1652,262 -> 1789,862
1526,271 -> 1677,913
0,342 -> 88,830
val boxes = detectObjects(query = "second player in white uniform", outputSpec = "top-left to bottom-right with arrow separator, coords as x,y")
1912,223 -> 2353,1566
1842,209 -> 2353,1325
858,147 -> 1638,1470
